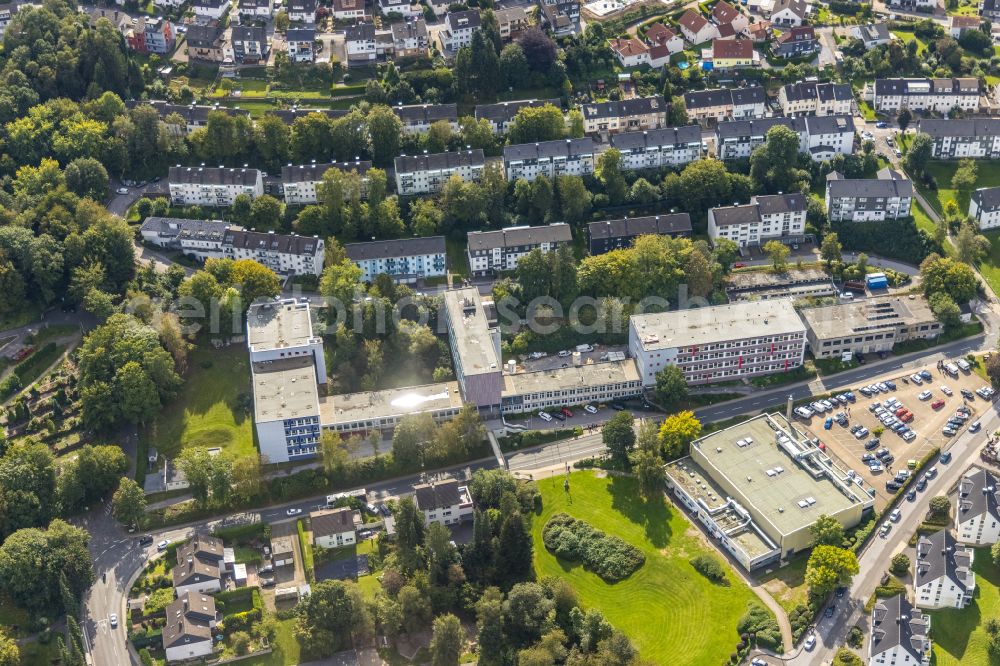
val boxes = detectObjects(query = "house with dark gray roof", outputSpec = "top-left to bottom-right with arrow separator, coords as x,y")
223,229 -> 325,276
238,0 -> 274,19
503,138 -> 597,182
919,118 -> 1000,159
139,217 -> 233,259
185,24 -> 229,62
873,78 -> 980,114
971,186 -> 1000,230
825,168 -> 913,223
172,536 -> 225,597
708,193 -> 807,247
778,82 -> 853,116
850,23 -> 892,48
914,529 -> 975,609
390,17 -> 429,58
587,214 -> 692,255
581,95 -> 665,134
131,100 -> 251,135
715,115 -> 854,161
163,593 -> 218,662
310,507 -> 362,548
231,25 -> 268,63
288,0 -> 316,22
956,468 -> 1000,544
475,99 -> 562,134
344,236 -> 446,283
467,223 -> 573,276
168,166 -> 264,206
683,86 -> 767,123
440,9 -> 481,51
869,595 -> 931,666
413,479 -> 474,525
280,160 -> 371,204
608,126 -> 703,170
394,149 -> 485,195
192,0 -> 228,19
285,27 -> 316,62
392,103 -> 459,133
266,107 -> 348,124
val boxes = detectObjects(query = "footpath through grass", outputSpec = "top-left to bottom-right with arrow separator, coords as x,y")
532,471 -> 765,666
140,346 -> 255,465
929,548 -> 1000,665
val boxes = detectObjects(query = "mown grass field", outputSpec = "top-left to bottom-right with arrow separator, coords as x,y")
929,549 -> 1000,665
141,346 -> 255,462
919,160 -> 1000,216
532,471 -> 766,666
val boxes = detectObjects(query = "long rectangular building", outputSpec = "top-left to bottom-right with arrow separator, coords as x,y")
503,138 -> 597,182
392,103 -> 459,133
281,160 -> 372,204
466,223 -> 573,277
394,149 -> 485,195
344,236 -> 446,284
474,98 -> 561,134
683,86 -> 767,123
628,299 -> 807,386
716,115 -> 855,161
919,118 -> 1000,159
800,295 -> 942,359
708,193 -> 808,248
444,288 -> 503,414
777,81 -> 853,117
665,413 -> 870,570
168,166 -> 264,207
825,168 -> 913,222
140,218 -> 325,276
608,126 -> 702,170
581,95 -> 665,134
500,360 -> 643,413
586,213 -> 692,255
872,78 -> 980,114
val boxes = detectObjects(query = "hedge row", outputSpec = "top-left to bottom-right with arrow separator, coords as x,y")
542,512 -> 645,582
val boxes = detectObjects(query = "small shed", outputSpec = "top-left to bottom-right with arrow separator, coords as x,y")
865,272 -> 888,290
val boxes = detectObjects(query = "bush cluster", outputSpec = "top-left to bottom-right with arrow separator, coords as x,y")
542,512 -> 645,582
789,604 -> 813,642
736,604 -> 782,650
690,555 -> 728,584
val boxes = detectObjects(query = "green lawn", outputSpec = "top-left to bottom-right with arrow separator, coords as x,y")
912,200 -> 938,237
532,471 -> 766,665
239,618 -> 301,666
140,346 -> 255,463
929,548 -> 1000,665
758,553 -> 810,615
978,231 -> 1000,296
919,160 -> 1000,216
892,30 -> 928,54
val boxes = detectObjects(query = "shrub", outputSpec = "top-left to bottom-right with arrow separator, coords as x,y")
789,604 -> 813,642
890,553 -> 910,577
542,512 -> 645,581
231,631 -> 252,655
690,554 -> 728,584
144,587 -> 175,616
737,604 -> 782,650
847,626 -> 864,649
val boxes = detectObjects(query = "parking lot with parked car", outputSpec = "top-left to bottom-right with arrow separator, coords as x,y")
793,361 -> 993,509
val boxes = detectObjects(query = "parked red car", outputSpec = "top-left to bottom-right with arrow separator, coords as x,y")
561,407 -> 573,418
931,400 -> 945,410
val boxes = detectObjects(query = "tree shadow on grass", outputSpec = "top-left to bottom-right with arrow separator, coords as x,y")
606,475 -> 673,549
929,584 -> 981,662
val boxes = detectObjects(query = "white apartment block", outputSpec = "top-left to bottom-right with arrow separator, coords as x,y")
467,223 -> 573,277
609,126 -> 703,170
309,507 -> 361,549
872,78 -> 980,114
281,161 -> 371,205
920,118 -> 1000,159
956,468 -> 1000,546
248,299 -> 327,383
970,187 -> 1000,230
914,529 -> 975,610
393,103 -> 459,134
826,168 -> 913,223
344,236 -> 447,284
503,138 -> 597,182
475,98 -> 562,134
140,217 -> 326,277
414,480 -> 474,525
168,166 -> 263,207
777,81 -> 854,116
708,193 -> 807,248
581,95 -> 666,135
716,115 -> 855,161
628,299 -> 807,386
500,360 -> 643,413
683,87 -> 767,123
394,149 -> 485,195
869,595 -> 931,666
439,9 -> 480,51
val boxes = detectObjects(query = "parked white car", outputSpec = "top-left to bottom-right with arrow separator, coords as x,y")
940,385 -> 953,396
918,390 -> 932,401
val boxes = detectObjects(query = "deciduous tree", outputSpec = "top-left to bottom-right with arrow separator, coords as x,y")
657,410 -> 701,460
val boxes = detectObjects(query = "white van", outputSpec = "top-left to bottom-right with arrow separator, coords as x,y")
957,359 -> 971,372
944,363 -> 959,377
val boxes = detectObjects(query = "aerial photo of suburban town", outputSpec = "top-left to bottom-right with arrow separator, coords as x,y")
9,0 -> 1000,664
